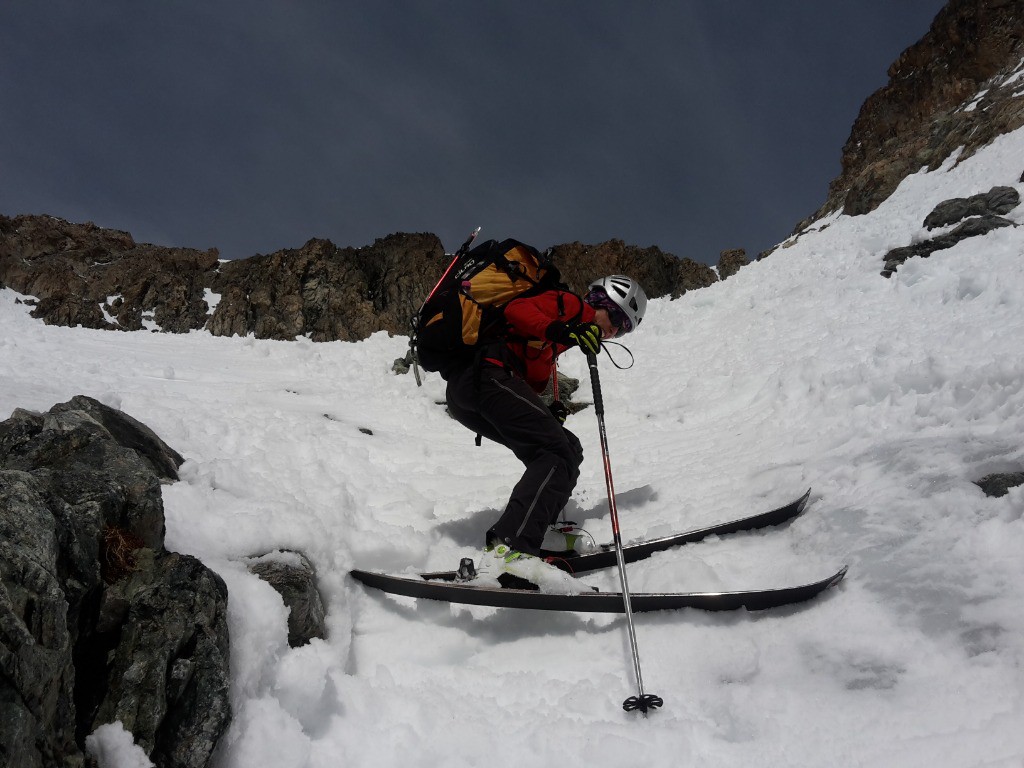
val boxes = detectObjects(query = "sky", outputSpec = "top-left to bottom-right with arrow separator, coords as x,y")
4,121 -> 1024,767
1,1 -> 949,264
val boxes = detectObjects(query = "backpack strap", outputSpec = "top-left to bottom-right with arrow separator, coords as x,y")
559,291 -> 585,327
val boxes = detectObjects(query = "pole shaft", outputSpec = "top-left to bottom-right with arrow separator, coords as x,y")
587,353 -> 647,700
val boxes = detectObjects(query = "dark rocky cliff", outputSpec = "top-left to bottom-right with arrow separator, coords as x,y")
806,0 -> 1024,224
0,214 -> 718,341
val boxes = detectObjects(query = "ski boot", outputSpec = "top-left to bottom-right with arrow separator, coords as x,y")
541,522 -> 598,555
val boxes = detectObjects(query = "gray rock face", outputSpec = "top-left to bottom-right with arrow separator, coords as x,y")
975,472 -> 1024,498
923,186 -> 1021,230
0,397 -> 230,768
93,550 -> 230,768
881,185 -> 1020,276
1,470 -> 80,768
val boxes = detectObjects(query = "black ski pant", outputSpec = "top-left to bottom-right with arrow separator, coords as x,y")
445,364 -> 584,555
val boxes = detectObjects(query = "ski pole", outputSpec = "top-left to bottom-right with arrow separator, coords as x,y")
552,361 -> 567,524
410,226 -> 480,385
587,352 -> 664,715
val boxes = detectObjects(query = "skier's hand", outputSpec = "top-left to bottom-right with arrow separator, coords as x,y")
548,400 -> 568,424
567,322 -> 602,355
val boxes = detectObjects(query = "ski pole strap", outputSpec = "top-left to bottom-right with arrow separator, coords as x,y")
587,353 -> 604,416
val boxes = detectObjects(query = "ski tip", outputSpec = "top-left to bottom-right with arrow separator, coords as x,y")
824,565 -> 850,591
797,487 -> 812,509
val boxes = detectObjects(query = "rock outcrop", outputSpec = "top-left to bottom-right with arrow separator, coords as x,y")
975,472 -> 1024,497
548,239 -> 717,298
881,185 -> 1020,275
205,232 -> 448,342
807,0 -> 1024,224
247,551 -> 327,648
0,397 -> 230,768
1,215 -> 718,342
0,215 -> 219,332
716,249 -> 749,280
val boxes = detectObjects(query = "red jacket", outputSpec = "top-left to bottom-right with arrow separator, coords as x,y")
494,290 -> 596,392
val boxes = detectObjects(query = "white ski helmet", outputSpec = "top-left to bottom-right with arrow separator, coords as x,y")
586,275 -> 647,337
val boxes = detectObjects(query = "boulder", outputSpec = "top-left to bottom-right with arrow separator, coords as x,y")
0,470 -> 80,768
924,186 -> 1021,229
92,550 -> 230,767
248,552 -> 327,648
880,185 -> 1020,276
0,397 -> 230,768
975,472 -> 1024,498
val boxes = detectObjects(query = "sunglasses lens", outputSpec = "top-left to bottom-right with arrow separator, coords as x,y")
586,290 -> 632,336
610,306 -> 631,336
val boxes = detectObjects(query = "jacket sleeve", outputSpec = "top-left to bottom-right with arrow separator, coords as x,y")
503,290 -> 594,343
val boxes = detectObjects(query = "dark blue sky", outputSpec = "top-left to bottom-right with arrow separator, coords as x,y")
1,1 -> 948,264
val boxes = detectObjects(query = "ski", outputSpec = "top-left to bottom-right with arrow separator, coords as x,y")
421,488 -> 812,581
350,565 -> 848,614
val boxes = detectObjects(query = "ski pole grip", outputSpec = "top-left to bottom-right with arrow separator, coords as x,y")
587,353 -> 604,416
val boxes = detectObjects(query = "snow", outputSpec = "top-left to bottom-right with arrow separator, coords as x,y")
85,722 -> 154,768
102,294 -> 122,325
3,127 -> 1024,767
204,287 -> 222,315
963,89 -> 988,113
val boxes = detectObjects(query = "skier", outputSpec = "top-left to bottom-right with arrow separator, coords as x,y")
441,274 -> 648,589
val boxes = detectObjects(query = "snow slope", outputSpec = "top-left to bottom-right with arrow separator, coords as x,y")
3,129 -> 1024,768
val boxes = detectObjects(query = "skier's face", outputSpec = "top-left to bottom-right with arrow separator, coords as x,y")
593,308 -> 619,339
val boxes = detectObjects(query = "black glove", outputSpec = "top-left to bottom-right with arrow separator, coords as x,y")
548,400 -> 568,424
567,322 -> 602,355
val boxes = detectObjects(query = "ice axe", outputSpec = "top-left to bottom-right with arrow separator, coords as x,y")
409,226 -> 480,386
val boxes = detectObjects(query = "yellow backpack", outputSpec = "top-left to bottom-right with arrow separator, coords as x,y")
413,238 -> 561,373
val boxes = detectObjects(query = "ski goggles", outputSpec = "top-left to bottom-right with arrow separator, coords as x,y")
585,289 -> 632,338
